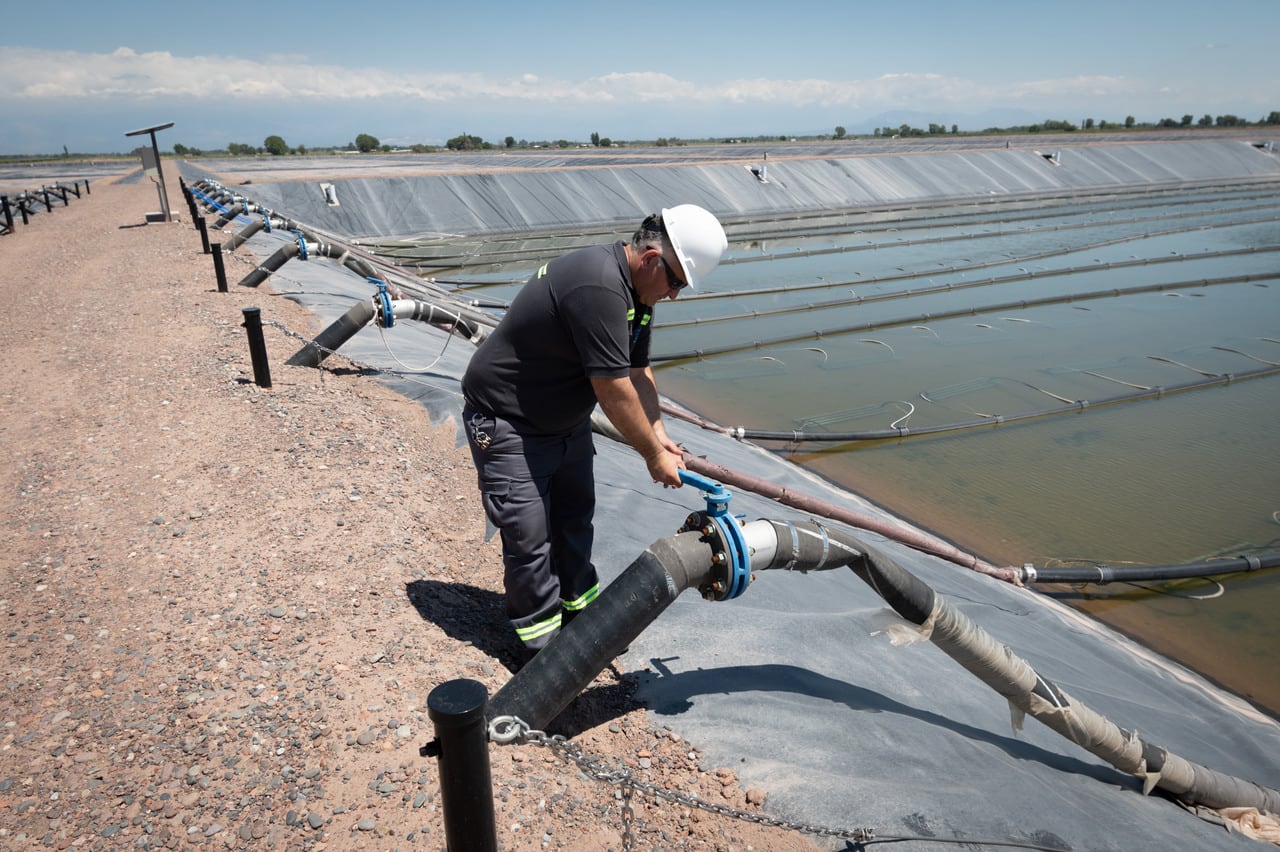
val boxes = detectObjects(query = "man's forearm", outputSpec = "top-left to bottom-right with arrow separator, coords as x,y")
591,376 -> 666,460
630,366 -> 666,435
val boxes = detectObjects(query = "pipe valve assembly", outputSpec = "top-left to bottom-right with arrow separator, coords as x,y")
675,469 -> 752,601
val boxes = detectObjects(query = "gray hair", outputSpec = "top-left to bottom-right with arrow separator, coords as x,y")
631,213 -> 669,252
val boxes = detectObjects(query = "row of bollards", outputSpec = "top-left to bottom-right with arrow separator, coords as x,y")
181,174 -> 500,848
180,176 -> 270,388
1,181 -> 91,236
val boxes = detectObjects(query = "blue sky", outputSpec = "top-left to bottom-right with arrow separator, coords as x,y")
3,0 -> 1276,155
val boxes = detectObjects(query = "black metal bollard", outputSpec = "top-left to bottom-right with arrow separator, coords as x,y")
424,679 -> 497,852
84,179 -> 90,195
196,215 -> 210,253
241,307 -> 272,388
212,243 -> 228,293
1,196 -> 12,234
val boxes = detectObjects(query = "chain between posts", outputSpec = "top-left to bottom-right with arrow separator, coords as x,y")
488,716 -> 875,850
220,241 -> 453,380
260,318 -> 380,373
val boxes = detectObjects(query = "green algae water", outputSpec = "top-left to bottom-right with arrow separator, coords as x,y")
440,183 -> 1280,718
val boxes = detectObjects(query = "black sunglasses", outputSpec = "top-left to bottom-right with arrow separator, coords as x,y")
658,254 -> 688,290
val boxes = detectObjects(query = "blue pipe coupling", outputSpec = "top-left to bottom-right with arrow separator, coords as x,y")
677,469 -> 751,600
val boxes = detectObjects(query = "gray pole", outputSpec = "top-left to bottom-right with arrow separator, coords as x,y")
147,129 -> 172,222
125,122 -> 175,222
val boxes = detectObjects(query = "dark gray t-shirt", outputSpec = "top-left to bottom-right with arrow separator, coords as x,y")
462,241 -> 653,434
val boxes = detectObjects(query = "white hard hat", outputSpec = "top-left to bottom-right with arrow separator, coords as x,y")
662,204 -> 727,290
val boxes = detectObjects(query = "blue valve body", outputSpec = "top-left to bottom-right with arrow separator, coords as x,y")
678,469 -> 750,599
370,278 -> 394,328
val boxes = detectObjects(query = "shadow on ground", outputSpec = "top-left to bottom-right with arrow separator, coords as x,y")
405,578 -> 643,736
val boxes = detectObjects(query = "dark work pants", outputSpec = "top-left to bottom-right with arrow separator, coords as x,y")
463,405 -> 600,650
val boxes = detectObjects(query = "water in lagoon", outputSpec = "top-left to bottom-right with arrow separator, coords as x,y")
436,184 -> 1280,718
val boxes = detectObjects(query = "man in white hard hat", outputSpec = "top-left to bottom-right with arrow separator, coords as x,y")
461,204 -> 728,661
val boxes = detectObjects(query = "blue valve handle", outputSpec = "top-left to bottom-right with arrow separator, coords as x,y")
677,468 -> 719,492
678,468 -> 729,514
677,469 -> 751,599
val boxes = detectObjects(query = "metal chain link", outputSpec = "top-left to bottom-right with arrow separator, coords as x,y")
488,716 -> 875,849
258,317 -> 375,374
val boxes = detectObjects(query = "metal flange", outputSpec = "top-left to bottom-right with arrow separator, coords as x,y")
677,469 -> 751,600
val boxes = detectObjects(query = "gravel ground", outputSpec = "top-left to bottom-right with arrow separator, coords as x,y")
0,176 -> 820,850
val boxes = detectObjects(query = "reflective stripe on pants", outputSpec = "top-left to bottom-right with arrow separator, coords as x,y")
464,405 -> 599,650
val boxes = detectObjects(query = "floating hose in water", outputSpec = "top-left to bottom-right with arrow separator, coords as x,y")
652,272 -> 1280,364
672,359 -> 1280,445
1019,552 -> 1280,584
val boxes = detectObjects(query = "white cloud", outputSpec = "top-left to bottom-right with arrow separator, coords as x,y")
3,40 -> 1272,155
0,45 -> 1223,115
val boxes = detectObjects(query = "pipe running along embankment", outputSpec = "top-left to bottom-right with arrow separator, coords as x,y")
184,179 -> 499,365
487,510 -> 1280,820
285,297 -> 484,368
190,178 -> 500,310
237,235 -> 380,289
587,411 -> 1008,581
487,514 -> 850,731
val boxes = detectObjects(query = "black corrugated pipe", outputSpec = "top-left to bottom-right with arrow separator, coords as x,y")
213,203 -> 249,229
285,298 -> 481,368
238,236 -> 373,288
1019,552 -> 1280,584
487,517 -> 859,731
831,528 -> 1280,817
223,217 -> 264,252
238,240 -> 300,288
488,531 -> 714,730
286,298 -> 374,366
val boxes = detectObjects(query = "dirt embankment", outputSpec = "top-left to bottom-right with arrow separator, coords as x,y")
0,178 -> 818,849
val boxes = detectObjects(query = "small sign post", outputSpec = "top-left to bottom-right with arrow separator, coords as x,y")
125,121 -> 175,222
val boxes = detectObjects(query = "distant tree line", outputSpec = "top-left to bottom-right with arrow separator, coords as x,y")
154,110 -> 1280,159
868,111 -> 1280,139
